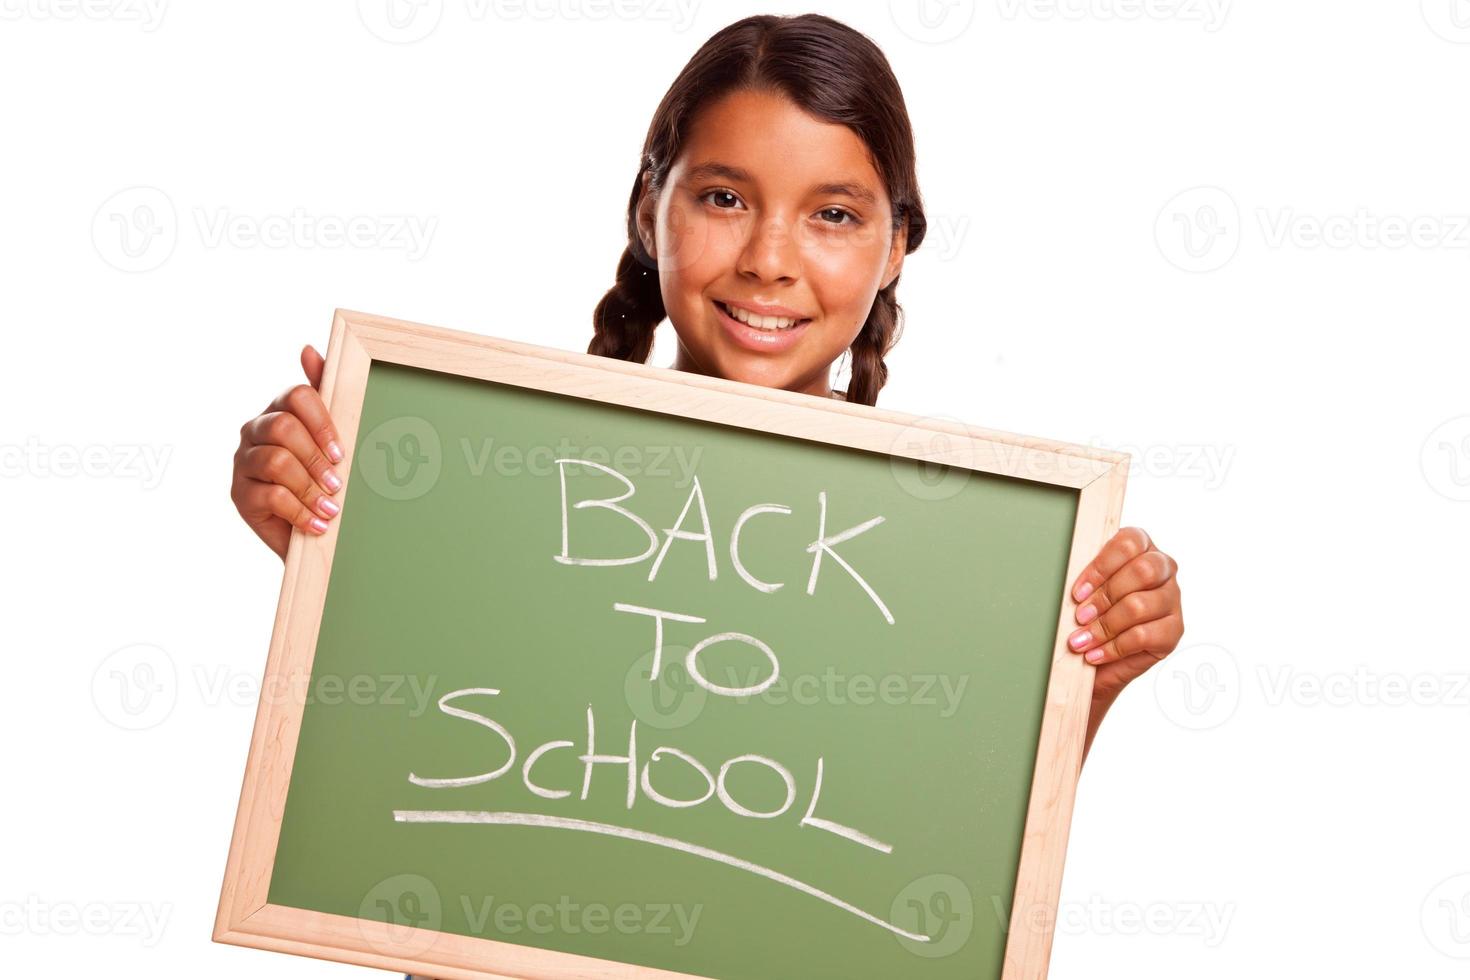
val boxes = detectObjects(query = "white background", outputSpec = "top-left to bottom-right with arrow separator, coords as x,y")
3,0 -> 1468,977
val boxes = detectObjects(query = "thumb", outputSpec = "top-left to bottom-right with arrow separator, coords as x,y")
300,344 -> 325,390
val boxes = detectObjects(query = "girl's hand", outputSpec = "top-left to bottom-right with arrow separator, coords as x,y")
230,345 -> 345,560
1066,527 -> 1184,707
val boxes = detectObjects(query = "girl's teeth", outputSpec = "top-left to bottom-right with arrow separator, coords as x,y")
725,303 -> 800,330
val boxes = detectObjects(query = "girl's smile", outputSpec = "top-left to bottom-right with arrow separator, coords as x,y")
713,298 -> 813,353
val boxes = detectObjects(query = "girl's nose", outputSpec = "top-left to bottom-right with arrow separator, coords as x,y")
737,214 -> 800,283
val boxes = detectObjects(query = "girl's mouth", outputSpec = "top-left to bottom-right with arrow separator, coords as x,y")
713,300 -> 813,354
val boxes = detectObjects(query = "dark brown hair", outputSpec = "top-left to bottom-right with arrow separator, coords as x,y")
588,13 -> 927,406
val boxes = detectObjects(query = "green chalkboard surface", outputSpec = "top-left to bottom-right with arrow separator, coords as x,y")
264,358 -> 1080,979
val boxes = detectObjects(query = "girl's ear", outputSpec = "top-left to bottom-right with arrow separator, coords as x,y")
880,221 -> 908,291
635,171 -> 658,259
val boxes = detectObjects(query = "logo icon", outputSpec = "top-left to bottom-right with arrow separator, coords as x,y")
358,873 -> 443,956
1421,416 -> 1470,502
1153,642 -> 1240,730
889,0 -> 975,43
91,643 -> 178,730
624,646 -> 707,730
357,416 -> 442,500
358,0 -> 444,43
92,186 -> 177,273
1423,873 -> 1470,958
1155,186 -> 1240,273
891,873 -> 974,957
1422,0 -> 1470,42
888,416 -> 977,501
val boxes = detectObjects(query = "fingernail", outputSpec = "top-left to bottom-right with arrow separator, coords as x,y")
1076,603 -> 1097,625
317,497 -> 340,518
1068,629 -> 1091,650
1085,649 -> 1104,664
309,517 -> 328,534
323,470 -> 342,492
327,441 -> 344,463
1074,581 -> 1093,602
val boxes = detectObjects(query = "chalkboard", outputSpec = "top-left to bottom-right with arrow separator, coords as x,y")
215,310 -> 1128,980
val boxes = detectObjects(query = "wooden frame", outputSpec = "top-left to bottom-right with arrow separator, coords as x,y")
214,308 -> 1129,980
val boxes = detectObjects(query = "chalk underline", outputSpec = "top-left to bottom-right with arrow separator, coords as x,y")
390,809 -> 930,943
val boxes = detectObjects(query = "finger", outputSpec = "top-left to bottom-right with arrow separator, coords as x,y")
230,475 -> 324,558
238,444 -> 341,522
248,479 -> 330,538
266,381 -> 344,465
301,344 -> 325,390
241,410 -> 343,496
1075,549 -> 1177,625
1076,613 -> 1184,667
1072,526 -> 1153,602
1069,585 -> 1175,655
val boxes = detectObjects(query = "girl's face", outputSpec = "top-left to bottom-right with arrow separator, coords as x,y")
638,88 -> 907,398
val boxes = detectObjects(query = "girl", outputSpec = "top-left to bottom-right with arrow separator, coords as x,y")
229,13 -> 1183,777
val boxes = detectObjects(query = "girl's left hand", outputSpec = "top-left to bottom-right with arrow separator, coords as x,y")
1066,527 -> 1184,706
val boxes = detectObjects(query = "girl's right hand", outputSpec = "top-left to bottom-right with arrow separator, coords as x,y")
230,345 -> 346,560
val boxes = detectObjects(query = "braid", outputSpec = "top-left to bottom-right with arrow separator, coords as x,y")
589,241 -> 665,364
845,284 -> 903,407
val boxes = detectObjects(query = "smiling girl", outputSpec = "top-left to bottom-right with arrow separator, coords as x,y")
230,13 -> 1183,778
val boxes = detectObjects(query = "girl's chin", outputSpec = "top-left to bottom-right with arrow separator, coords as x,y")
707,349 -> 827,395
672,317 -> 837,394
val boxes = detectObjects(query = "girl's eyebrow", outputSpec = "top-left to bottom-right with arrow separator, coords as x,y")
683,160 -> 878,208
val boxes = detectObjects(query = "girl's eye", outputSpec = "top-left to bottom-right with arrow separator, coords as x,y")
701,189 -> 743,210
817,207 -> 859,226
